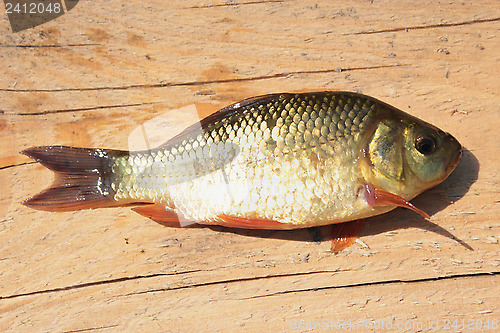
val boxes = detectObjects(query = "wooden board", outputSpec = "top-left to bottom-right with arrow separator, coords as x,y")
1,0 -> 499,331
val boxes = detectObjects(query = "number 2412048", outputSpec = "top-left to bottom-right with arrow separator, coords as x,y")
5,2 -> 62,14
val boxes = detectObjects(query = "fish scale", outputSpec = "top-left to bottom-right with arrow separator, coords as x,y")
109,92 -> 378,226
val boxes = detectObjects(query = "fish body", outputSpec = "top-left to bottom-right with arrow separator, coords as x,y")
23,92 -> 462,247
114,92 -> 384,227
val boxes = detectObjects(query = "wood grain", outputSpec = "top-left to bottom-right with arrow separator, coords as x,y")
0,0 -> 499,331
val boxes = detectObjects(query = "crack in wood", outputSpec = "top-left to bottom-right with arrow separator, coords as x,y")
5,102 -> 160,116
0,64 -> 404,93
0,263 -> 498,302
0,161 -> 36,171
347,17 -> 500,35
0,43 -> 99,48
238,271 -> 500,300
0,269 -> 204,300
121,269 -> 351,297
61,325 -> 118,333
185,0 -> 286,9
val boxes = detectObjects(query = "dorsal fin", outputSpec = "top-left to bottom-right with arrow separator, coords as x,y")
160,93 -> 285,148
197,93 -> 283,127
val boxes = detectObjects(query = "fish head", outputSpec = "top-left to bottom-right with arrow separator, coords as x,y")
362,109 -> 462,200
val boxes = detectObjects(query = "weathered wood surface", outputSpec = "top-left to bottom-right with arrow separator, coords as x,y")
0,0 -> 499,331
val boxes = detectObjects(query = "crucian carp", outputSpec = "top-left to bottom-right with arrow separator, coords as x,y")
22,91 -> 462,252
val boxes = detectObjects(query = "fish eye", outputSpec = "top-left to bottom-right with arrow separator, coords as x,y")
415,134 -> 437,155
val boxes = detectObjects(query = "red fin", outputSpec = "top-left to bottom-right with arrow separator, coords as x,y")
21,146 -> 128,211
132,204 -> 196,228
202,214 -> 288,230
364,184 -> 430,219
330,220 -> 366,253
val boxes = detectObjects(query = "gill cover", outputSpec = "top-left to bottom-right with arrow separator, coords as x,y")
364,119 -> 406,196
363,115 -> 462,200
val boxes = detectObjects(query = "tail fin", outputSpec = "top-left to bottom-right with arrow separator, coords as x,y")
21,146 -> 128,211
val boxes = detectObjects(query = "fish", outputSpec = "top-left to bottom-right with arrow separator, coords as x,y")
21,91 -> 462,252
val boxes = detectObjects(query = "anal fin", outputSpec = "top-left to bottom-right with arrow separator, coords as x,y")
132,204 -> 196,228
201,214 -> 288,230
330,220 -> 366,254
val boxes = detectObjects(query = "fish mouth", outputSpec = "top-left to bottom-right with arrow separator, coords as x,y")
447,148 -> 462,172
444,137 -> 462,175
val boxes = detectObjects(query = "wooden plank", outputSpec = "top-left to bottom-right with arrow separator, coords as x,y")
0,0 -> 499,331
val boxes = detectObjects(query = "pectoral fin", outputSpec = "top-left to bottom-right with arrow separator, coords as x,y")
364,184 -> 429,218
